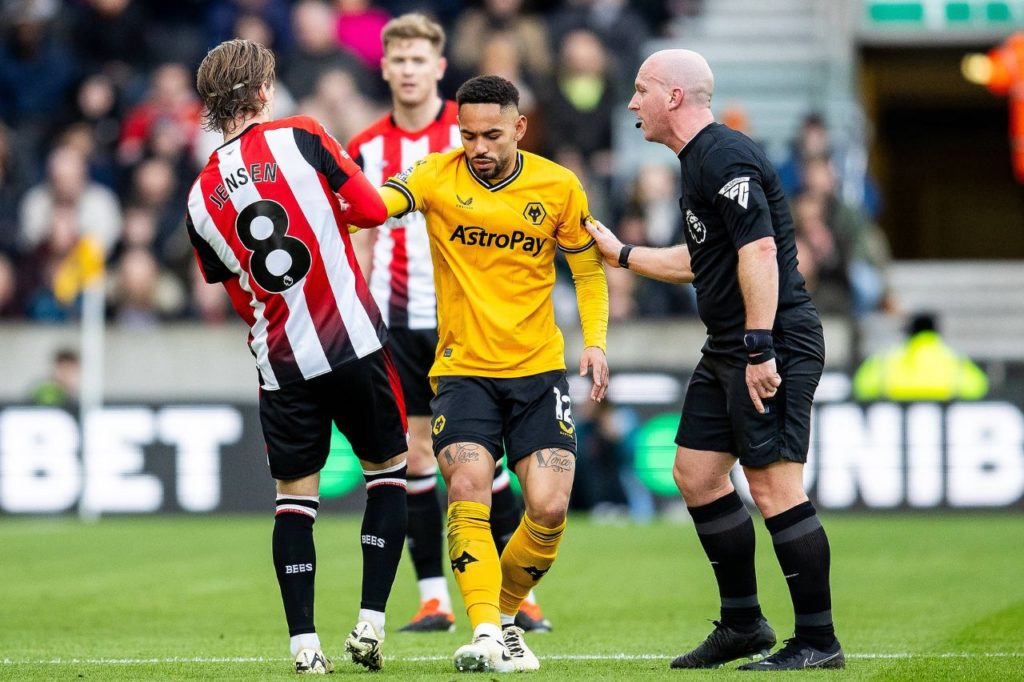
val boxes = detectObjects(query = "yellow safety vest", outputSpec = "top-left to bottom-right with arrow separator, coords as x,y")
852,332 -> 989,401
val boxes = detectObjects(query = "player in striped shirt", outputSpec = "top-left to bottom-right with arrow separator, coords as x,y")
347,13 -> 551,635
186,39 -> 407,674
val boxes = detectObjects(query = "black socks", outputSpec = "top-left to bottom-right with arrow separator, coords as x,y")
273,496 -> 319,635
765,501 -> 836,648
359,462 -> 408,611
688,491 -> 763,630
406,470 -> 444,580
489,464 -> 522,555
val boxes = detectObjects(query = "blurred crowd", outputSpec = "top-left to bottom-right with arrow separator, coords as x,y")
0,0 -> 891,328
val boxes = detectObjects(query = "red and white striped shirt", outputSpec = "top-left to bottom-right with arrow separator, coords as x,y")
347,101 -> 460,330
186,116 -> 388,390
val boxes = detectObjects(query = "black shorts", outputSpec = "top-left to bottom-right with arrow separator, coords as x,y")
387,327 -> 438,417
430,370 -> 577,467
675,348 -> 822,467
259,349 -> 408,480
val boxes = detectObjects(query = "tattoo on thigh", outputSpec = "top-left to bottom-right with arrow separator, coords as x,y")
534,448 -> 574,473
442,443 -> 484,466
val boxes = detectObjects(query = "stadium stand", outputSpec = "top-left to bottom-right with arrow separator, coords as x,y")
614,0 -> 860,180
858,260 -> 1024,363
0,0 -> 1019,402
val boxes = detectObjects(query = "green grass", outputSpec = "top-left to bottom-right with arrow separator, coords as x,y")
2,513 -> 1023,680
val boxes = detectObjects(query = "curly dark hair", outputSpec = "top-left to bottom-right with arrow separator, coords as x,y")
196,39 -> 276,133
455,75 -> 520,110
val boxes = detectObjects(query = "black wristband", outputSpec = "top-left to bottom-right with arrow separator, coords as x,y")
618,244 -> 634,269
743,329 -> 774,353
747,349 -> 776,365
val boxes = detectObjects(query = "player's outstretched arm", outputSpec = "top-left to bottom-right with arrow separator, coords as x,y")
584,219 -> 694,284
337,172 -> 389,228
342,185 -> 412,233
378,184 -> 413,219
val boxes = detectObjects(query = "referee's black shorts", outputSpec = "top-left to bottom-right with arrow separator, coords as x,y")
386,326 -> 438,417
259,348 -> 408,480
675,347 -> 822,467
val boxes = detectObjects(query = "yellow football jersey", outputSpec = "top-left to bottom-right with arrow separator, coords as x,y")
384,148 -> 598,378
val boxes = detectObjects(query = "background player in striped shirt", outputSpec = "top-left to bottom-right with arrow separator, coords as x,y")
377,75 -> 610,672
346,13 -> 551,636
186,39 -> 408,674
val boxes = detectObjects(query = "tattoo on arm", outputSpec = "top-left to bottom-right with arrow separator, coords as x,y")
533,448 -> 574,474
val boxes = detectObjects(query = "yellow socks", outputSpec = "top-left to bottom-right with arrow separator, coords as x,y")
447,501 -> 501,629
499,514 -> 565,616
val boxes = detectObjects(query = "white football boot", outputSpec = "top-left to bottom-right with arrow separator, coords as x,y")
293,648 -> 334,674
345,620 -> 384,671
453,633 -> 515,673
502,624 -> 540,671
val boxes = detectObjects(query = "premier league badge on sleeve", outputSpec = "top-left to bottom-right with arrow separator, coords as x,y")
686,209 -> 707,244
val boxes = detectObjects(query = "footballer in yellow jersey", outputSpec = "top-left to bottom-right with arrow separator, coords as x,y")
373,75 -> 609,673
383,146 -> 606,380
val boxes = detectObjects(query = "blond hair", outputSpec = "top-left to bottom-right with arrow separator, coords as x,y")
381,13 -> 446,55
196,39 -> 276,133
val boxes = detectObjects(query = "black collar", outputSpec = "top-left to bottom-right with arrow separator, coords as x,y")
216,122 -> 261,151
677,122 -> 719,161
466,151 -> 524,192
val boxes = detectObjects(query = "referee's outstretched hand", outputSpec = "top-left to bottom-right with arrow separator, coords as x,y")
584,219 -> 623,267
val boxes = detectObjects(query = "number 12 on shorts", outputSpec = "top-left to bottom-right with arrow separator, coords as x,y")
553,386 -> 574,435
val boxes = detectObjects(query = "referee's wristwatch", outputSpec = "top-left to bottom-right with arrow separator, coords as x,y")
618,244 -> 634,269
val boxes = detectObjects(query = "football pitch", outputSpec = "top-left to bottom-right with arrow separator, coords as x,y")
2,513 -> 1022,680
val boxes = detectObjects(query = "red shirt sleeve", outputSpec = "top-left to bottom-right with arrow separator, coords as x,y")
337,172 -> 387,227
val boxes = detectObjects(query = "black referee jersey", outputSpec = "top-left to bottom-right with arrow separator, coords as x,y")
676,122 -> 823,361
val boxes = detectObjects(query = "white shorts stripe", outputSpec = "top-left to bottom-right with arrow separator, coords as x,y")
275,504 -> 318,518
367,478 -> 408,490
275,493 -> 320,503
407,477 -> 437,494
363,460 -> 408,476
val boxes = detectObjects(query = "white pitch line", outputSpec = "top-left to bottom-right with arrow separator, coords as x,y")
3,652 -> 1024,665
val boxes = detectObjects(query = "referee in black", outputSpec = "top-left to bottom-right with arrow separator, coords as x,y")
585,49 -> 843,671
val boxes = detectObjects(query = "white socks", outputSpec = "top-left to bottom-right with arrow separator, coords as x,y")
290,632 -> 321,656
418,576 -> 452,611
359,608 -> 386,635
474,622 -> 502,640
